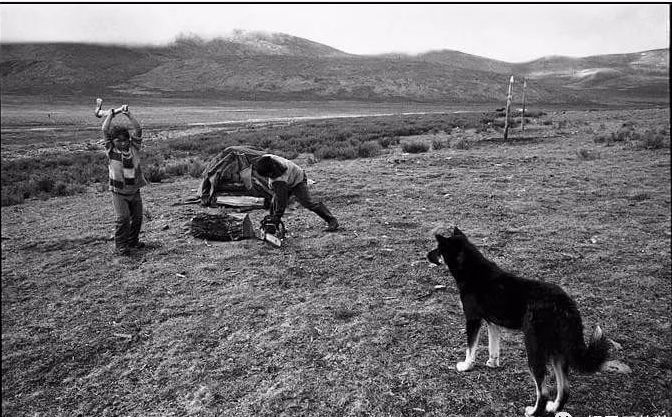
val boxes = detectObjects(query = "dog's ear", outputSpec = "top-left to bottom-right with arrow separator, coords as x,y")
435,233 -> 450,245
452,226 -> 464,237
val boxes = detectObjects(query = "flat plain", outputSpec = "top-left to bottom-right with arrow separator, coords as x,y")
1,104 -> 670,416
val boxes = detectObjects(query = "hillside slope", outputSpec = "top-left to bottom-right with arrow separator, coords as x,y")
0,31 -> 668,104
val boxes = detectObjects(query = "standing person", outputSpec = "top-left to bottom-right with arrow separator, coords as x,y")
253,154 -> 339,232
101,105 -> 147,256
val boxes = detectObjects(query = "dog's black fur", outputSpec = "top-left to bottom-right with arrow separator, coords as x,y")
428,226 -> 609,416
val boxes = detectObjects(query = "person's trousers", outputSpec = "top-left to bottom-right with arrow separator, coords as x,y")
288,181 -> 336,223
111,191 -> 143,250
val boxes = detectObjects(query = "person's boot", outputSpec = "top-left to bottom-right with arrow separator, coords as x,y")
313,203 -> 339,232
325,218 -> 339,232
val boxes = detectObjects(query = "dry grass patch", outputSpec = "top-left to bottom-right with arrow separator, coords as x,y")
2,108 -> 670,416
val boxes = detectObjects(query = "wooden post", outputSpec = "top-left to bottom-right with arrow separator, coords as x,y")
521,78 -> 527,132
503,76 -> 514,140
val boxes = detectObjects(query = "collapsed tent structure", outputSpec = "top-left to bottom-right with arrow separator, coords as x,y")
197,146 -> 273,206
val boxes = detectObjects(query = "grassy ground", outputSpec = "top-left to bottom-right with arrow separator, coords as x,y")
1,108 -> 671,416
1,99 -> 495,206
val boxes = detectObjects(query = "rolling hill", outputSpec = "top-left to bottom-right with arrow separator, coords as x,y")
0,31 -> 668,105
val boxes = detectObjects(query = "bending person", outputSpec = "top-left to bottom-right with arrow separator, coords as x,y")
253,154 -> 339,232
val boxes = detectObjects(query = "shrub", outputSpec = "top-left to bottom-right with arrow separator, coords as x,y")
452,138 -> 472,150
188,159 -> 206,178
34,177 -> 55,193
378,136 -> 399,149
639,129 -> 669,150
630,192 -> 651,202
595,126 -> 669,150
431,137 -> 446,150
612,126 -> 640,143
164,158 -> 206,178
475,124 -> 490,134
3,111 -> 497,205
522,109 -> 547,117
144,164 -> 167,183
358,141 -> 382,158
333,306 -> 359,321
164,160 -> 190,177
401,141 -> 429,154
593,134 -> 611,145
314,144 -> 358,160
577,148 -> 600,160
53,181 -> 69,196
1,187 -> 25,206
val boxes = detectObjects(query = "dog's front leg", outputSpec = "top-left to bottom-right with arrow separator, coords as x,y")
457,319 -> 481,371
486,322 -> 501,368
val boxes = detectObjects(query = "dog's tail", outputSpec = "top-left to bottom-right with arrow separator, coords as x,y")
571,325 -> 610,373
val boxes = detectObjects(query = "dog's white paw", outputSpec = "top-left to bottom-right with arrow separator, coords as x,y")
456,361 -> 474,372
486,357 -> 500,368
524,406 -> 536,416
545,400 -> 560,413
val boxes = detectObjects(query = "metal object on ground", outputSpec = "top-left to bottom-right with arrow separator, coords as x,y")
258,215 -> 285,248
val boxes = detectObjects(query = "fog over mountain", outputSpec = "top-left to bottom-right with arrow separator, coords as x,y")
1,31 -> 668,105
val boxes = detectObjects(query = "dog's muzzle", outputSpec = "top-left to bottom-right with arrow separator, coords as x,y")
427,249 -> 443,265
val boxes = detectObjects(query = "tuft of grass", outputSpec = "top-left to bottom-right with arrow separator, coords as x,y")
521,109 -> 546,117
431,137 -> 446,150
333,306 -> 360,321
451,138 -> 472,150
144,164 -> 167,183
0,152 -> 107,206
172,112 -> 493,160
593,134 -> 611,145
358,141 -> 383,158
638,129 -> 669,150
164,158 -> 208,178
401,141 -> 430,154
378,136 -> 400,149
629,191 -> 651,202
314,144 -> 358,160
577,148 -> 600,160
1,188 -> 25,206
595,126 -> 669,150
612,127 -> 639,142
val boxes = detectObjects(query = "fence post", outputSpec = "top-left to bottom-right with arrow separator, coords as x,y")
504,76 -> 514,140
521,78 -> 527,132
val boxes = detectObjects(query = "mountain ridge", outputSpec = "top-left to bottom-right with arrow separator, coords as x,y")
1,31 -> 668,105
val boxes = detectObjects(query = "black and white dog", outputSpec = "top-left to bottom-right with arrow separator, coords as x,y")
427,226 -> 609,416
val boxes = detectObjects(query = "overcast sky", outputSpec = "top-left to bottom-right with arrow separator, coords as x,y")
0,3 -> 669,62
